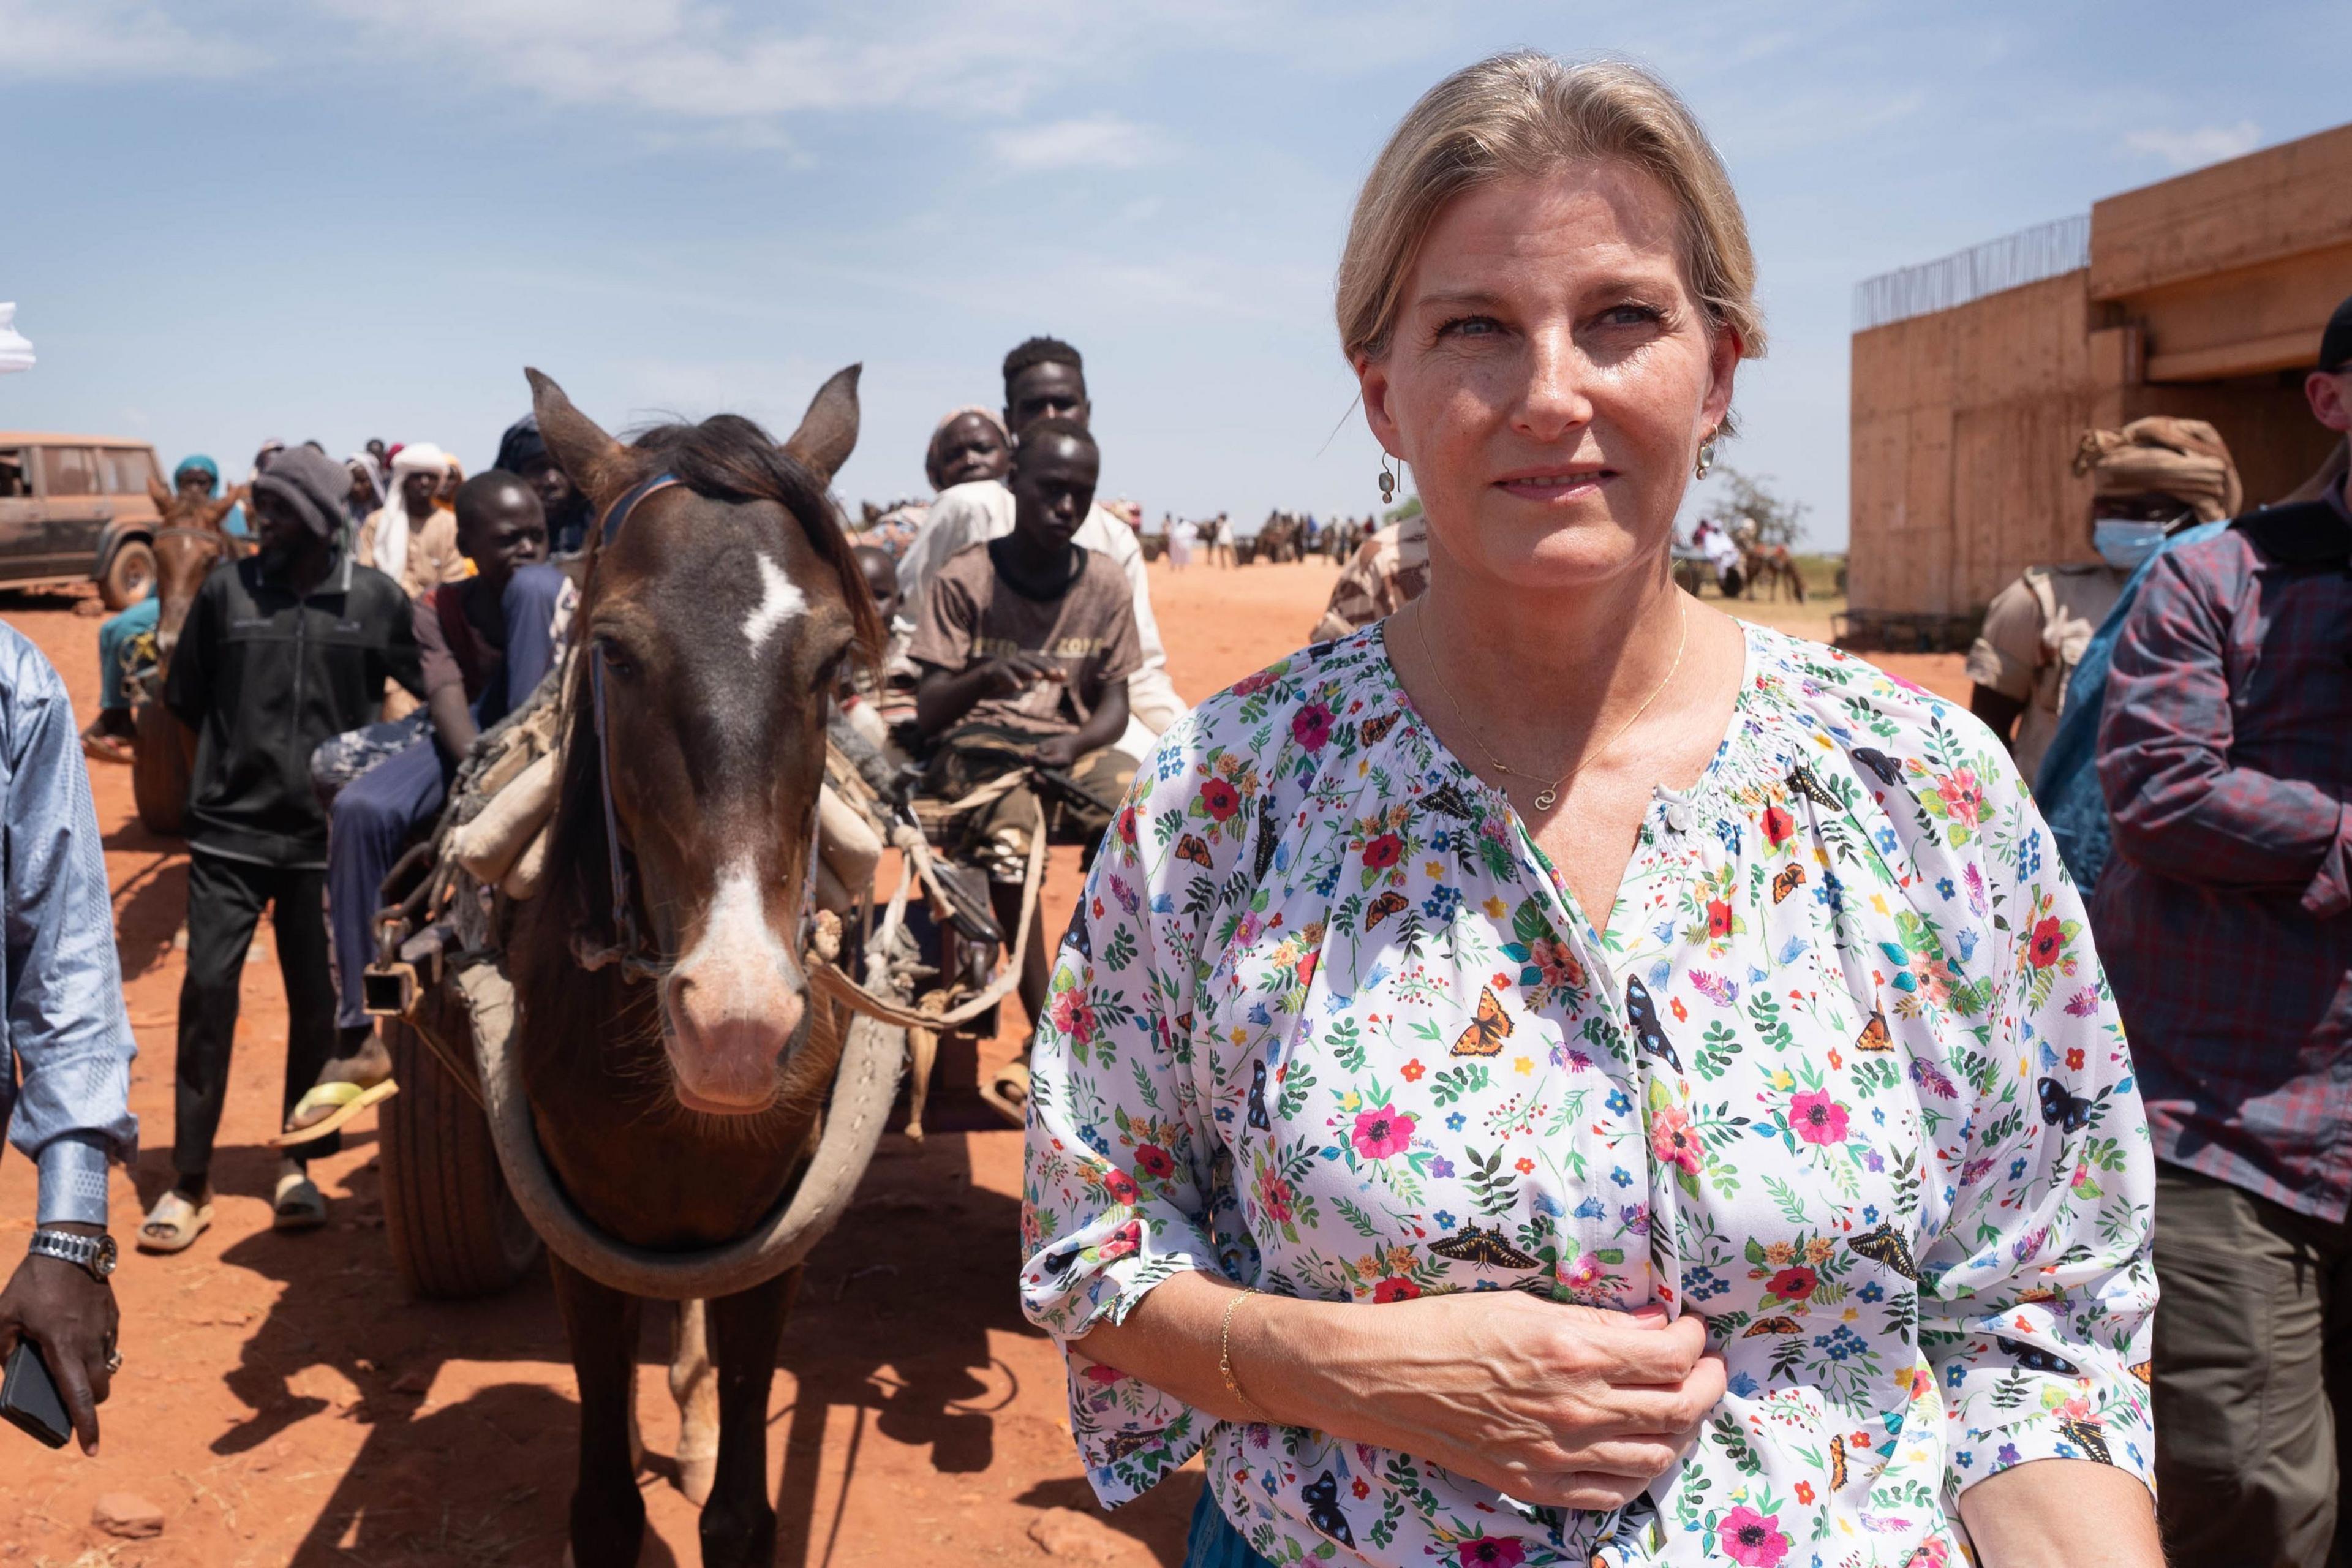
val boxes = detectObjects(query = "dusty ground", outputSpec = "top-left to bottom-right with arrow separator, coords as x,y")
0,559 -> 1966,1568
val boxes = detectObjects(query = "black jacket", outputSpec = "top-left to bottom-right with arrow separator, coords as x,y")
165,548 -> 423,867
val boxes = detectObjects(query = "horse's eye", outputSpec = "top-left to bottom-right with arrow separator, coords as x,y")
597,639 -> 640,681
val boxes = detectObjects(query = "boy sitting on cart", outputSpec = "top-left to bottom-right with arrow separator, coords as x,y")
908,418 -> 1139,1120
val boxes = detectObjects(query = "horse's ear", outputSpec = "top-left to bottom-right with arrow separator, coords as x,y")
146,476 -> 174,513
526,368 -> 630,508
781,364 -> 860,487
202,495 -> 237,529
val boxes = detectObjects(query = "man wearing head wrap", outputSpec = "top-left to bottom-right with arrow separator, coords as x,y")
1964,416 -> 2241,782
356,442 -> 468,604
897,337 -> 1185,765
343,455 -> 382,538
2087,296 -> 2352,1566
138,446 -> 422,1254
79,454 -> 247,763
494,413 -> 592,556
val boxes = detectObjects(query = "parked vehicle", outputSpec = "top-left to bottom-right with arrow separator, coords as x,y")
0,433 -> 167,608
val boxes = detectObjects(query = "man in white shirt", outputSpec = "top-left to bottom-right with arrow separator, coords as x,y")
895,337 -> 1185,763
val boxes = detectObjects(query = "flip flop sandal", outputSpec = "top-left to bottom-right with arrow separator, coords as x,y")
273,1171 -> 328,1231
135,1190 -> 214,1254
273,1079 -> 399,1148
978,1060 -> 1030,1129
80,731 -> 134,765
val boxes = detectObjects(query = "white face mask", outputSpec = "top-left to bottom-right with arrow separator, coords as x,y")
2091,518 -> 2166,571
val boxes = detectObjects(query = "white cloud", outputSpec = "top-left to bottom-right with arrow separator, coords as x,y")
0,0 -> 260,78
2122,120 -> 2261,172
988,116 -> 1170,172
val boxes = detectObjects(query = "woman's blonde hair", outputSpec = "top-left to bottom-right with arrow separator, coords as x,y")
1337,53 -> 1765,377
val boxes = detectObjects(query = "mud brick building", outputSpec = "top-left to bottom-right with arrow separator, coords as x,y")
1845,121 -> 2352,642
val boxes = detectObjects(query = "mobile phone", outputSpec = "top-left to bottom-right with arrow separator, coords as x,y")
1,1340 -> 72,1449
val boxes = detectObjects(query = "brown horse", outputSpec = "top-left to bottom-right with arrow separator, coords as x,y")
509,368 -> 881,1568
130,478 -> 244,834
1741,541 -> 1807,603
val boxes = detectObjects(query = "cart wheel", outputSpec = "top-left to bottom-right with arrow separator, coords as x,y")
380,1017 -> 542,1298
130,697 -> 192,836
100,541 -> 155,612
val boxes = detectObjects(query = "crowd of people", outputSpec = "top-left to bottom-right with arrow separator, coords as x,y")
0,45 -> 2346,1568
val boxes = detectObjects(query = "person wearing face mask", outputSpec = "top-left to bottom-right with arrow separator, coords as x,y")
1964,416 -> 2240,783
2091,295 -> 2352,1567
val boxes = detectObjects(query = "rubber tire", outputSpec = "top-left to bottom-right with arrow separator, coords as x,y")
100,541 -> 155,612
130,697 -> 193,837
380,1016 -> 543,1298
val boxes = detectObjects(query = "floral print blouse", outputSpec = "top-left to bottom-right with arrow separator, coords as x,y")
1019,622 -> 2155,1568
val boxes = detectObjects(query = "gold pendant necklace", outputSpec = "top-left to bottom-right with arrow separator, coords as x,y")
1413,593 -> 1691,812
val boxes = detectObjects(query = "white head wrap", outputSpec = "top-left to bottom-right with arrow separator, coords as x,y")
379,442 -> 450,586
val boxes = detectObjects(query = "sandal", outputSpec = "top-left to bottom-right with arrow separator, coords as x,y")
274,1079 -> 399,1148
80,728 -> 134,765
136,1189 -> 213,1254
273,1170 -> 328,1231
979,1060 -> 1030,1129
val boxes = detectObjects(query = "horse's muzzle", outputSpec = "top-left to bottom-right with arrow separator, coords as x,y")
658,863 -> 813,1114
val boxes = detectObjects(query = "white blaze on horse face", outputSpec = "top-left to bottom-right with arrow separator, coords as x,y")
742,552 -> 807,652
662,854 -> 808,1112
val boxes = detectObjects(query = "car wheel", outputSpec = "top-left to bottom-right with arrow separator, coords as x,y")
100,540 -> 156,611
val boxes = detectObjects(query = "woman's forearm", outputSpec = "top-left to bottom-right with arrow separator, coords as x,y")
1074,1268 -> 1348,1431
1956,1458 -> 2161,1568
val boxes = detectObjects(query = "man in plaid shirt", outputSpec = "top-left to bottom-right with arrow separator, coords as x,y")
2095,294 -> 2352,1565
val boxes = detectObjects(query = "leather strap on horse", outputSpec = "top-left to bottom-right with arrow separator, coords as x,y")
462,959 -> 903,1301
805,786 -> 1050,1033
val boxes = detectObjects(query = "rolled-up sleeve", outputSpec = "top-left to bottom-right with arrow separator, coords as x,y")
2099,548 -> 2351,911
1917,763 -> 2156,1506
1020,727 -> 1229,1505
3,639 -> 138,1225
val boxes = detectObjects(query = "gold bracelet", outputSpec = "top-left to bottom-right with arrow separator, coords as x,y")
1218,1287 -> 1269,1421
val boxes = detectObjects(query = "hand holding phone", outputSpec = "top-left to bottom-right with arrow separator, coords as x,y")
0,1340 -> 72,1449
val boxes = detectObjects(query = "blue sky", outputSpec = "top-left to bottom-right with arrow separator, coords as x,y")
3,0 -> 2346,546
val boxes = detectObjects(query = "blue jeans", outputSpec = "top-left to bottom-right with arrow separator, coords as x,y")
97,597 -> 159,712
325,565 -> 567,1030
1184,1487 -> 1275,1568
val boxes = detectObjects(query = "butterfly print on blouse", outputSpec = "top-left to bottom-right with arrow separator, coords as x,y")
1356,710 -> 1401,747
1366,890 -> 1409,930
1302,1471 -> 1355,1547
2038,1076 -> 2097,1133
1428,1224 -> 1541,1270
1845,1223 -> 1920,1283
1855,1011 -> 1893,1052
1175,833 -> 1214,869
1852,747 -> 1904,787
1253,791 -> 1281,883
1450,986 -> 1513,1057
1787,764 -> 1842,810
1771,864 -> 1806,903
1247,1058 -> 1272,1131
1996,1336 -> 2081,1378
1423,781 -> 1479,820
1623,976 -> 1682,1074
1743,1316 -> 1802,1337
2059,1419 -> 2113,1466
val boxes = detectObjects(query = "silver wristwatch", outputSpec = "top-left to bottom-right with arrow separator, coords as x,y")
27,1229 -> 117,1281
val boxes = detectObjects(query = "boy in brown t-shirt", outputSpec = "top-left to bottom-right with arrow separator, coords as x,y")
910,420 -> 1139,1113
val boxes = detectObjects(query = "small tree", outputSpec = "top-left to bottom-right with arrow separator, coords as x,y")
1707,466 -> 1807,548
1383,493 -> 1423,526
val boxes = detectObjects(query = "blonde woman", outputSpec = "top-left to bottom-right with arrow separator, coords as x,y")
1020,54 -> 2160,1568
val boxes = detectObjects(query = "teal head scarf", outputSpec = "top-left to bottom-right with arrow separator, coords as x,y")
172,454 -> 221,496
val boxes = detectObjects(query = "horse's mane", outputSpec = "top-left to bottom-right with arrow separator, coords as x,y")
515,411 -> 883,1022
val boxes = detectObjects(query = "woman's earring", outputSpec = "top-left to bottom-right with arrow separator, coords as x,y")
1694,435 -> 1718,481
1378,454 -> 1398,505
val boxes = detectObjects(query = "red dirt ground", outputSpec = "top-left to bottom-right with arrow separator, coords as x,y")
0,562 -> 1966,1567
